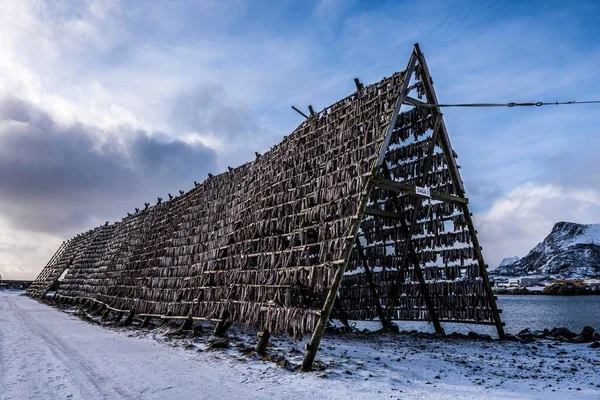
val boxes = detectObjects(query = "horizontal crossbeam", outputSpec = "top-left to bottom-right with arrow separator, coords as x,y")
371,175 -> 468,205
364,207 -> 404,220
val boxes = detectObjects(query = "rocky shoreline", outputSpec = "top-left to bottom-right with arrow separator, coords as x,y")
494,284 -> 600,296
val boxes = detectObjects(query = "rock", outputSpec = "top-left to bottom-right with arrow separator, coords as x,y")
532,330 -> 547,339
517,328 -> 537,340
573,326 -> 596,343
504,334 -> 520,342
467,332 -> 492,341
550,327 -> 577,339
206,339 -> 230,350
449,332 -> 467,339
277,358 -> 292,370
581,326 -> 595,338
518,328 -> 532,337
589,341 -> 600,349
573,335 -> 589,343
165,328 -> 186,337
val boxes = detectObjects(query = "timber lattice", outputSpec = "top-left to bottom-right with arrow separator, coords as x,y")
26,43 -> 503,371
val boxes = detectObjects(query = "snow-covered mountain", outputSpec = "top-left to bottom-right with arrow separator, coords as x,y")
491,222 -> 600,279
498,256 -> 520,268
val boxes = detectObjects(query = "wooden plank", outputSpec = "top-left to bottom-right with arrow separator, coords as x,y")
413,43 -> 465,195
364,207 -> 405,220
371,176 -> 468,205
354,237 -> 388,327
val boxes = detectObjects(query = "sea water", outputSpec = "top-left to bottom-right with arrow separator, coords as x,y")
351,295 -> 600,336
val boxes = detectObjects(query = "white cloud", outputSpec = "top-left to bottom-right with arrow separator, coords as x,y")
1,0 -> 599,280
475,183 -> 600,268
0,216 -> 63,280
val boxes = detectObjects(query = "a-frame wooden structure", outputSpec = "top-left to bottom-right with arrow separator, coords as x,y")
27,44 -> 503,373
302,43 -> 503,370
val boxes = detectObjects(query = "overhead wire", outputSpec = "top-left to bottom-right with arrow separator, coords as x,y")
411,100 -> 600,108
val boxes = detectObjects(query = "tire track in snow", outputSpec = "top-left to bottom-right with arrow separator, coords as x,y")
7,296 -> 133,399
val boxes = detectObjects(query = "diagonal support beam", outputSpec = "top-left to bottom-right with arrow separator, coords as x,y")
413,43 -> 505,339
382,116 -> 445,335
302,48 -> 420,372
354,237 -> 388,327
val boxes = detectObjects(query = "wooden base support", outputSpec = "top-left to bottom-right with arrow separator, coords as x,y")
213,310 -> 232,337
140,315 -> 152,328
122,310 -> 135,326
256,329 -> 270,356
114,311 -> 124,324
180,316 -> 193,331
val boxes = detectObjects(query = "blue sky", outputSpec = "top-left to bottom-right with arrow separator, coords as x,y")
0,0 -> 599,279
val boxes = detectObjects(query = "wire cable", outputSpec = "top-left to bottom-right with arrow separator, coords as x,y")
411,100 -> 600,108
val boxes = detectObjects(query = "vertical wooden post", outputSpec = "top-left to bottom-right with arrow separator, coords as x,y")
101,308 -> 111,321
180,316 -> 193,331
114,311 -> 124,324
122,310 -> 135,326
461,206 -> 506,339
140,315 -> 152,328
213,310 -> 232,337
256,329 -> 270,356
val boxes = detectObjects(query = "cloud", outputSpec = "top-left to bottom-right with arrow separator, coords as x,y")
475,184 -> 600,268
0,97 -> 217,235
1,0 -> 599,280
168,84 -> 263,162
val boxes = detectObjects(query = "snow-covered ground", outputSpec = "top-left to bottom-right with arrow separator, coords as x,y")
1,291 -> 599,399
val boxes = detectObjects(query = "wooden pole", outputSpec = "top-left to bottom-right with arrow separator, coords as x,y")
256,329 -> 270,356
412,43 -> 504,338
180,316 -> 193,331
26,240 -> 68,297
354,238 -> 388,328
213,310 -> 232,337
461,206 -> 506,339
122,310 -> 135,326
383,116 -> 445,335
333,296 -> 351,330
114,311 -> 124,324
140,315 -> 152,328
381,182 -> 444,335
101,308 -> 111,321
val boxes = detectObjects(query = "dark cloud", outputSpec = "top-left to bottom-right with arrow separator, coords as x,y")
170,84 -> 260,140
0,97 -> 217,235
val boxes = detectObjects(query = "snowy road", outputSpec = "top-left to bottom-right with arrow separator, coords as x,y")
1,291 -> 599,399
0,291 -> 313,400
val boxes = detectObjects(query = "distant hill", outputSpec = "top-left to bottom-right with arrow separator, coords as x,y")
491,221 -> 600,279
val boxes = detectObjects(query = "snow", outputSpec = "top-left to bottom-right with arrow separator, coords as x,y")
1,291 -> 599,399
563,224 -> 600,248
498,256 -> 520,268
